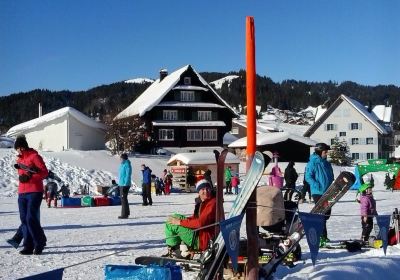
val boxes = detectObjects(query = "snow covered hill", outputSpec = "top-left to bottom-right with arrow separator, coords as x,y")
1,149 -> 400,279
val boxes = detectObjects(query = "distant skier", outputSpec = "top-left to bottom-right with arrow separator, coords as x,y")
141,164 -> 153,206
118,153 -> 132,219
305,143 -> 334,247
284,161 -> 298,189
231,173 -> 240,195
224,166 -> 232,194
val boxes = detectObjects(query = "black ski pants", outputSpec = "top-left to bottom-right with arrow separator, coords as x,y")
142,183 -> 152,205
119,186 -> 130,217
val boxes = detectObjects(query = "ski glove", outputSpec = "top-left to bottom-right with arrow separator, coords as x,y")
19,174 -> 31,183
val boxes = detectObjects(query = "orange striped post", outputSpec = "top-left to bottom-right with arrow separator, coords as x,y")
245,16 -> 258,279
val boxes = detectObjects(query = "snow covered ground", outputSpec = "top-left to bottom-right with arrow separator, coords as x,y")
1,148 -> 400,279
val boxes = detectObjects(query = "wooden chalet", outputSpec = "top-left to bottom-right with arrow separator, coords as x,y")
114,65 -> 238,149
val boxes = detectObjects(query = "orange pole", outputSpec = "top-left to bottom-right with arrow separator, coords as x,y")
245,16 -> 258,279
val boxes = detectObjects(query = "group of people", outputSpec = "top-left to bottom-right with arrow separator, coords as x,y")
224,166 -> 240,195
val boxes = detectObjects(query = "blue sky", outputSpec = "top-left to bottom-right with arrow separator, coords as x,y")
1,0 -> 399,96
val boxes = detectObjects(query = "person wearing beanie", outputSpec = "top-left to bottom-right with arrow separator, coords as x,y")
305,142 -> 334,247
14,135 -> 49,255
141,164 -> 153,206
117,153 -> 132,219
162,179 -> 216,258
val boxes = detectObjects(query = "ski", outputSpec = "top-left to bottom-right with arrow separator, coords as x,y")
196,151 -> 269,280
216,149 -> 229,228
135,256 -> 201,269
261,171 -> 355,278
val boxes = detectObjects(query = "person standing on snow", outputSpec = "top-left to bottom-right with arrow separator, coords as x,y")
305,143 -> 334,246
141,164 -> 152,206
224,166 -> 232,194
14,135 -> 48,255
357,178 -> 378,243
284,161 -> 298,189
118,153 -> 132,219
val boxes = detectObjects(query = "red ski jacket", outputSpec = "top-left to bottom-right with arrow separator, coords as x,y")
17,148 -> 48,194
180,197 -> 216,251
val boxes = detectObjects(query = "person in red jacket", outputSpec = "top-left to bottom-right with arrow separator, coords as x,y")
163,179 -> 216,258
14,135 -> 48,255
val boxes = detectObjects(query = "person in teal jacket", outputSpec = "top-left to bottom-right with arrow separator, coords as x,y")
305,143 -> 334,246
118,153 -> 132,219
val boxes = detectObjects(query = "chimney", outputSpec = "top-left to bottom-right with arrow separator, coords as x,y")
38,103 -> 42,117
159,69 -> 168,81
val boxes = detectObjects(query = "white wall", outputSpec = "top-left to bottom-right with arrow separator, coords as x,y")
25,119 -> 68,152
68,117 -> 105,150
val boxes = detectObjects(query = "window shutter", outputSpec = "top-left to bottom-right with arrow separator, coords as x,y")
195,92 -> 201,102
359,123 -> 362,130
324,124 -> 327,131
334,124 -> 338,130
192,111 -> 197,121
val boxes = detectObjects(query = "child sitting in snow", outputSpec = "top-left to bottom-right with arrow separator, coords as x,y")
357,178 -> 378,243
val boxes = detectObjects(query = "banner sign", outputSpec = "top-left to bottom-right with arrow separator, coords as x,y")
376,214 -> 391,255
299,212 -> 325,265
220,213 -> 244,271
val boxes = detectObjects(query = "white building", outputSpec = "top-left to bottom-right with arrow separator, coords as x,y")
304,95 -> 394,161
7,107 -> 107,152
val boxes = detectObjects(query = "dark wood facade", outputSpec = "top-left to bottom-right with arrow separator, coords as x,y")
142,66 -> 237,148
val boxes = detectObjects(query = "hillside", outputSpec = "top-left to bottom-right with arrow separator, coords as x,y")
1,72 -> 399,134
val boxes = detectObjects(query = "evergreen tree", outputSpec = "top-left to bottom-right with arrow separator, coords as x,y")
329,136 -> 352,166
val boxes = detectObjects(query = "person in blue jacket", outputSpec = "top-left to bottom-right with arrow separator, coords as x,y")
141,164 -> 153,206
118,153 -> 132,219
305,143 -> 334,246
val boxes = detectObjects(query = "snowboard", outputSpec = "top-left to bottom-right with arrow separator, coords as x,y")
261,171 -> 356,278
196,151 -> 269,280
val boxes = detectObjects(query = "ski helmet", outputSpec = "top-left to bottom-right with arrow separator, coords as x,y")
314,143 -> 330,153
359,182 -> 372,193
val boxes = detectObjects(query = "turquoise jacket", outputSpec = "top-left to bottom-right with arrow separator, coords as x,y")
118,159 -> 132,187
305,153 -> 334,196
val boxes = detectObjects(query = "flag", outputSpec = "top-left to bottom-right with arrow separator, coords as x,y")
376,215 -> 391,255
219,213 -> 244,271
299,212 -> 325,265
18,268 -> 64,280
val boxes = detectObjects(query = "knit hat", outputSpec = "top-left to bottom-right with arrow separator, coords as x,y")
196,179 -> 211,192
14,135 -> 29,150
120,153 -> 128,160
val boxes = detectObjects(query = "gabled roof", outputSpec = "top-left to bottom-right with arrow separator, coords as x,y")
228,131 -> 316,148
6,107 -> 106,136
304,94 -> 388,137
114,65 -> 238,120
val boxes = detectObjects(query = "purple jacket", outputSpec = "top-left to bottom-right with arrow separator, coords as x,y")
360,194 -> 377,216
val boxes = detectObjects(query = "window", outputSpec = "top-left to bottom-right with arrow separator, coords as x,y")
231,127 -> 239,135
187,129 -> 202,141
339,132 -> 346,137
366,137 -> 374,145
159,129 -> 174,141
198,111 -> 212,121
351,138 -> 359,145
180,91 -> 195,101
350,123 -> 361,130
366,153 -> 374,159
203,129 -> 217,141
326,124 -> 336,131
352,153 -> 360,160
163,110 -> 178,121
184,77 -> 191,85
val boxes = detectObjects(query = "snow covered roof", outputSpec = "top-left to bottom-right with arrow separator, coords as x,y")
372,105 -> 392,123
172,85 -> 208,91
124,78 -> 154,84
152,121 -> 226,127
223,132 -> 238,145
314,105 -> 327,122
228,131 -> 317,148
305,95 -> 388,136
114,65 -> 237,120
6,107 -> 107,136
167,151 -> 240,165
233,119 -> 276,133
156,102 -> 225,108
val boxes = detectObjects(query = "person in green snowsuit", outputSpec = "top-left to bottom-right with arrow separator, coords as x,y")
224,166 -> 232,194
